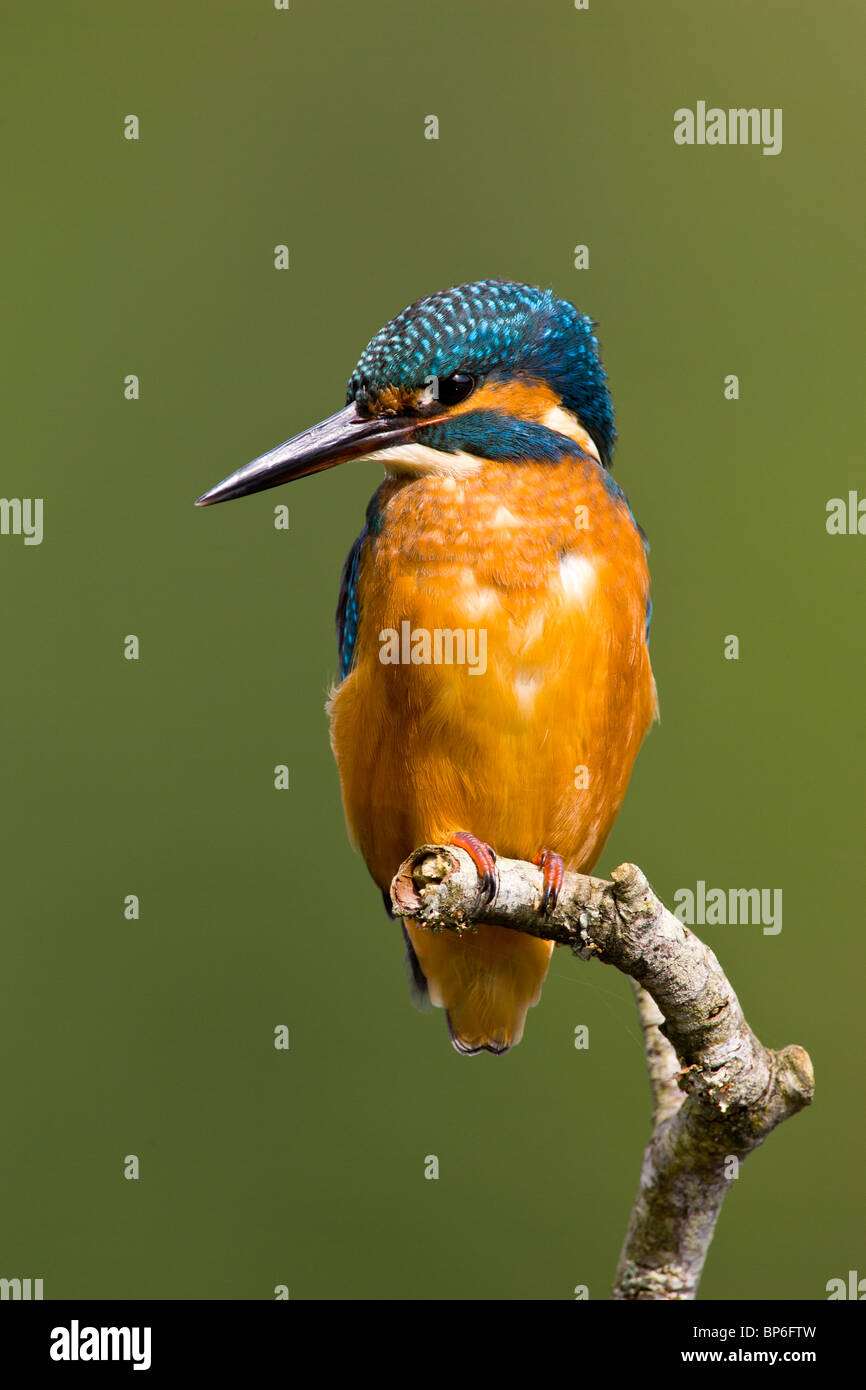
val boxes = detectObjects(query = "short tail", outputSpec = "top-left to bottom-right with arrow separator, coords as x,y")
403,921 -> 553,1054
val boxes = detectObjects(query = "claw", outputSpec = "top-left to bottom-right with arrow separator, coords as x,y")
532,849 -> 565,916
448,831 -> 499,907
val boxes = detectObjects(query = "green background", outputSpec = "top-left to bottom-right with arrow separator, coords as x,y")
3,0 -> 863,1300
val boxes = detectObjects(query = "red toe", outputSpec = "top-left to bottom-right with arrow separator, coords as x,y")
449,831 -> 499,906
532,849 -> 565,915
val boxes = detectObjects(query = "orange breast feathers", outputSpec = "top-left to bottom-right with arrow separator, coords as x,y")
327,455 -> 658,1053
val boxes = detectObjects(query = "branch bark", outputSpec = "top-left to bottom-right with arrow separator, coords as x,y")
391,845 -> 814,1301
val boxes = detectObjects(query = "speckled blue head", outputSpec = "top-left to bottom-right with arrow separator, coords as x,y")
346,278 -> 616,466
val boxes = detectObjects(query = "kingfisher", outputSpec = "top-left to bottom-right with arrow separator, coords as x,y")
197,279 -> 657,1055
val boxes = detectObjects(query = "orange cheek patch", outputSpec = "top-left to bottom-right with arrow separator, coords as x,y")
447,377 -> 598,458
452,377 -> 562,421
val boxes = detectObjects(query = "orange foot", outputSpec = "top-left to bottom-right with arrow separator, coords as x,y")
532,849 -> 565,915
448,831 -> 499,906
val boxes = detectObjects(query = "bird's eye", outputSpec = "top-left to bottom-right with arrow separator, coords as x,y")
435,372 -> 476,407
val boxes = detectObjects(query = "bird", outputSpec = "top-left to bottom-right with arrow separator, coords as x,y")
196,278 -> 657,1055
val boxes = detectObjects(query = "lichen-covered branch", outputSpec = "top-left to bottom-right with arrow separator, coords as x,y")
391,845 -> 814,1301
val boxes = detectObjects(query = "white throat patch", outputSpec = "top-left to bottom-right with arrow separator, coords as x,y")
366,441 -> 484,479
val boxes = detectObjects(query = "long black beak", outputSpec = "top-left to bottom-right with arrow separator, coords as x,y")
195,403 -> 418,506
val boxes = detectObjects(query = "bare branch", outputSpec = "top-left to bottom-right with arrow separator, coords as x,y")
629,980 -> 682,1128
391,845 -> 814,1301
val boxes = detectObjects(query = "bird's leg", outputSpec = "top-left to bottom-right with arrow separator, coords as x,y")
532,849 -> 565,916
447,831 -> 499,907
